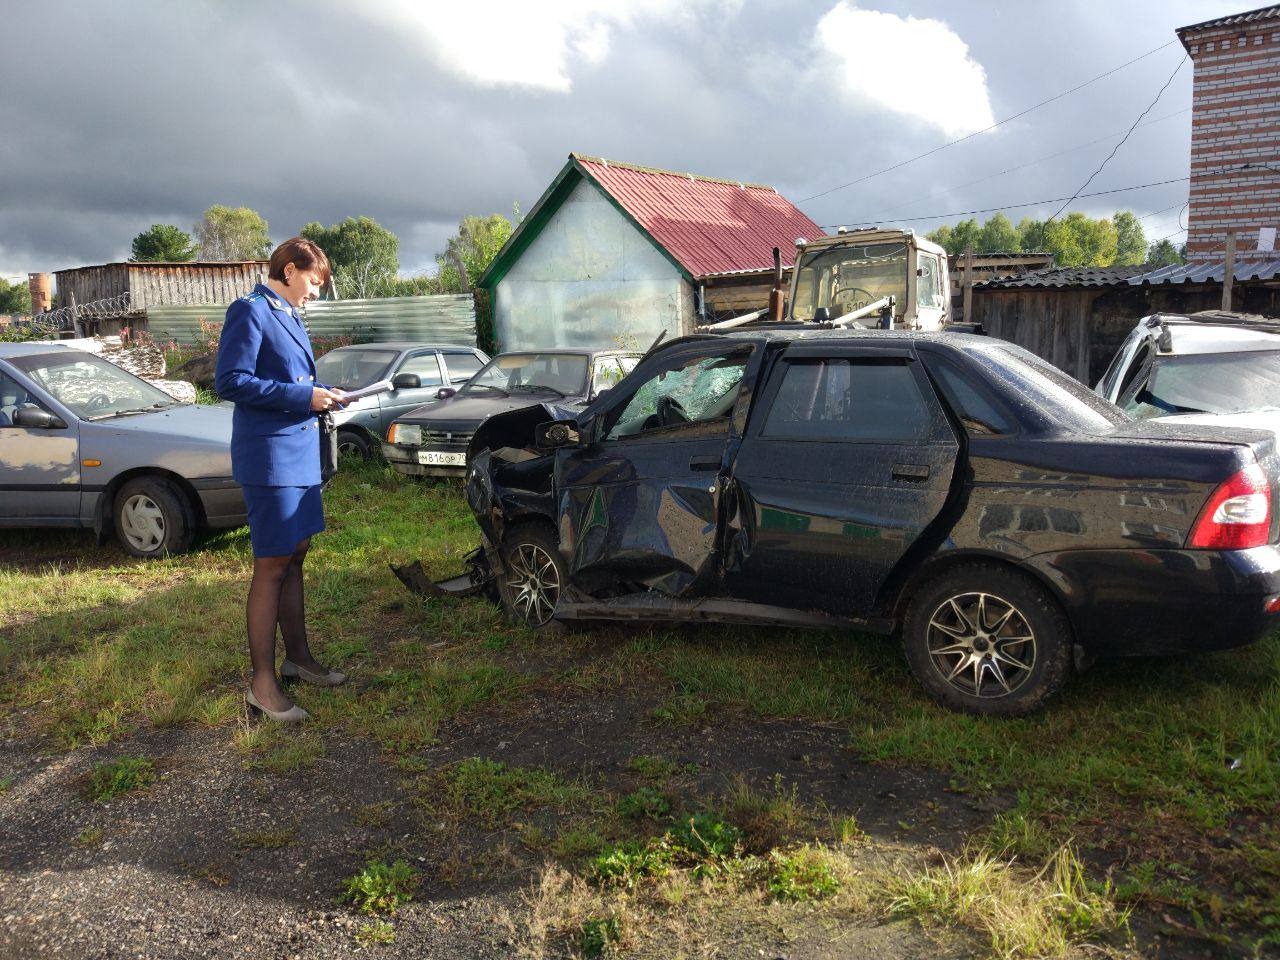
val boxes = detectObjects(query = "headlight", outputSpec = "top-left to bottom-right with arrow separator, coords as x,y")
389,423 -> 422,445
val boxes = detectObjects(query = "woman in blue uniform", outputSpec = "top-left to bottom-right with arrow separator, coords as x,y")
216,237 -> 348,722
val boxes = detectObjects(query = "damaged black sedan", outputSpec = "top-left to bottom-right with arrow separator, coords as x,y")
431,331 -> 1280,715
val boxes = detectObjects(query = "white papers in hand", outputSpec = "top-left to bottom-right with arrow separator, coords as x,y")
341,379 -> 394,402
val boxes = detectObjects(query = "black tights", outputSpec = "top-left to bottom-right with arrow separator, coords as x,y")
247,538 -> 320,709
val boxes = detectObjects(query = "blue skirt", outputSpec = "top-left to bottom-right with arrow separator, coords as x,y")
242,484 -> 326,557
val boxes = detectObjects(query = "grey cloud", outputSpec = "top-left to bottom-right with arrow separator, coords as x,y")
0,0 -> 1251,277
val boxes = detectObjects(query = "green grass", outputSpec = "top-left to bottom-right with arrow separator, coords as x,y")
3,457 -> 1279,950
424,756 -> 595,828
86,756 -> 154,801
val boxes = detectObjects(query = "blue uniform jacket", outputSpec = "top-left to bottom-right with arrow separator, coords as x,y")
215,284 -> 326,486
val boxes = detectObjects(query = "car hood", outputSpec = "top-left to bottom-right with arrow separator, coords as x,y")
396,392 -> 582,431
87,403 -> 233,444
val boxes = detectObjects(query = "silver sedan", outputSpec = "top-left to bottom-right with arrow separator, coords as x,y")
0,343 -> 245,558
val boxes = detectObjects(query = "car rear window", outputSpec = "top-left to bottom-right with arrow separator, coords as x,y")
970,344 -> 1128,432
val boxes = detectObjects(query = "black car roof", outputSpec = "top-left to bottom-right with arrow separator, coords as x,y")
676,329 -> 993,351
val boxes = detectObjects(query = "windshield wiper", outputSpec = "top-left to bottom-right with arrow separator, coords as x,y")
87,401 -> 179,421
511,384 -> 567,398
465,383 -> 510,398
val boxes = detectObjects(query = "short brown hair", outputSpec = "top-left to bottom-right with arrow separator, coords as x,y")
268,236 -> 331,284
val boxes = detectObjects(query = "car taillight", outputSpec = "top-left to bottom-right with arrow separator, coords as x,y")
1187,462 -> 1272,550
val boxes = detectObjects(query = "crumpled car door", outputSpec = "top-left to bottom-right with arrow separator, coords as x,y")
553,341 -> 761,598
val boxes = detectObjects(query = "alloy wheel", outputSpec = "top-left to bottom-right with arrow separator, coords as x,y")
119,493 -> 166,553
925,591 -> 1037,699
505,542 -> 561,626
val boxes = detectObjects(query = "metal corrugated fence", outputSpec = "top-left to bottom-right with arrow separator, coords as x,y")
305,295 -> 475,344
144,295 -> 477,347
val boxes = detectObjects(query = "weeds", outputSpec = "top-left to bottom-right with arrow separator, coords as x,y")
889,845 -> 1127,959
616,787 -> 671,821
339,859 -> 420,915
767,844 -> 843,901
580,914 -> 622,957
427,757 -> 592,827
355,918 -> 396,945
86,756 -> 154,801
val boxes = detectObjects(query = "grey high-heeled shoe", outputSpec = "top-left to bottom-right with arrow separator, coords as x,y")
245,687 -> 309,723
280,659 -> 347,687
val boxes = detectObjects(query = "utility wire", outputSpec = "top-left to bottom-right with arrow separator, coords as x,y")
823,175 -> 1191,228
861,107 -> 1189,222
1046,55 -> 1188,224
798,39 -> 1179,204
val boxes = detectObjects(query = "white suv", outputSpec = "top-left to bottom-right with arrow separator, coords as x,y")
1095,311 -> 1280,431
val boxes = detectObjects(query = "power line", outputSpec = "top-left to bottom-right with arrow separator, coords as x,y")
1046,55 -> 1188,224
861,107 -> 1189,222
822,175 -> 1191,228
798,39 -> 1179,204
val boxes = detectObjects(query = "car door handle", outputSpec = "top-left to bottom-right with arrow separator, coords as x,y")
892,463 -> 930,481
689,455 -> 720,471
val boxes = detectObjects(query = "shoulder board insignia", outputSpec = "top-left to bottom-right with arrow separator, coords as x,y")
244,292 -> 265,302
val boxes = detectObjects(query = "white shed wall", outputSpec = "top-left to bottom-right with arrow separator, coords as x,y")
493,178 -> 694,351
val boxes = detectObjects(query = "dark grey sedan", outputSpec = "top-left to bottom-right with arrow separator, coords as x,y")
316,342 -> 490,460
382,350 -> 639,477
0,343 -> 245,558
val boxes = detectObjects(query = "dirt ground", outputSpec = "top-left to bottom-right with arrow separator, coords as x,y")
0,676 -> 1030,960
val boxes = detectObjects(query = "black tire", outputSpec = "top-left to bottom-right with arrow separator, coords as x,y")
902,563 -> 1072,716
337,429 -> 376,461
112,475 -> 195,559
497,524 -> 567,632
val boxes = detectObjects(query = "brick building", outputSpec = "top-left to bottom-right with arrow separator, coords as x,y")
1178,5 -> 1280,261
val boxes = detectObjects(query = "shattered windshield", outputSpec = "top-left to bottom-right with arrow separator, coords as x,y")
607,352 -> 749,439
791,242 -> 909,323
1126,350 -> 1280,418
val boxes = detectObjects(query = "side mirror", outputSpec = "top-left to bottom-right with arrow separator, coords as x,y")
392,373 -> 421,390
536,419 -> 581,449
436,386 -> 457,400
13,407 -> 66,429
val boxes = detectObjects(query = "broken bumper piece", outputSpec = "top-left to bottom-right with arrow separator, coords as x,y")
390,546 -> 495,599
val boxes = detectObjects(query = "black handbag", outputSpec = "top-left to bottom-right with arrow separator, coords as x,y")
318,410 -> 339,483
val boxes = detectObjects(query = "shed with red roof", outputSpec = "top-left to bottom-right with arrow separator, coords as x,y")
477,153 -> 825,351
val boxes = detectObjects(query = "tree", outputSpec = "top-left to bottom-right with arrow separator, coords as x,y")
434,213 -> 516,293
1113,210 -> 1147,267
0,277 -> 32,315
1041,212 -> 1118,268
130,224 -> 197,262
194,205 -> 271,260
927,218 -> 981,257
976,213 -> 1019,253
1146,238 -> 1185,268
301,216 -> 400,299
1016,217 -> 1047,253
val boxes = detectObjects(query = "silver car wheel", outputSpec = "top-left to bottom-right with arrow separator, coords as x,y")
505,542 -> 561,626
926,591 -> 1037,699
119,493 -> 166,553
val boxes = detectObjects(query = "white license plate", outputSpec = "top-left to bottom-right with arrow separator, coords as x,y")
418,450 -> 465,466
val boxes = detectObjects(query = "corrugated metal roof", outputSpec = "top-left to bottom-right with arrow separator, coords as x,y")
573,154 -> 825,278
1128,259 -> 1280,285
975,265 -> 1146,289
1177,4 -> 1279,38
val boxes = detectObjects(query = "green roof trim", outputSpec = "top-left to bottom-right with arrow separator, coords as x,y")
476,153 -> 696,290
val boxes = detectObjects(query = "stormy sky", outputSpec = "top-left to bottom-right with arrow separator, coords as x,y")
0,0 -> 1246,282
